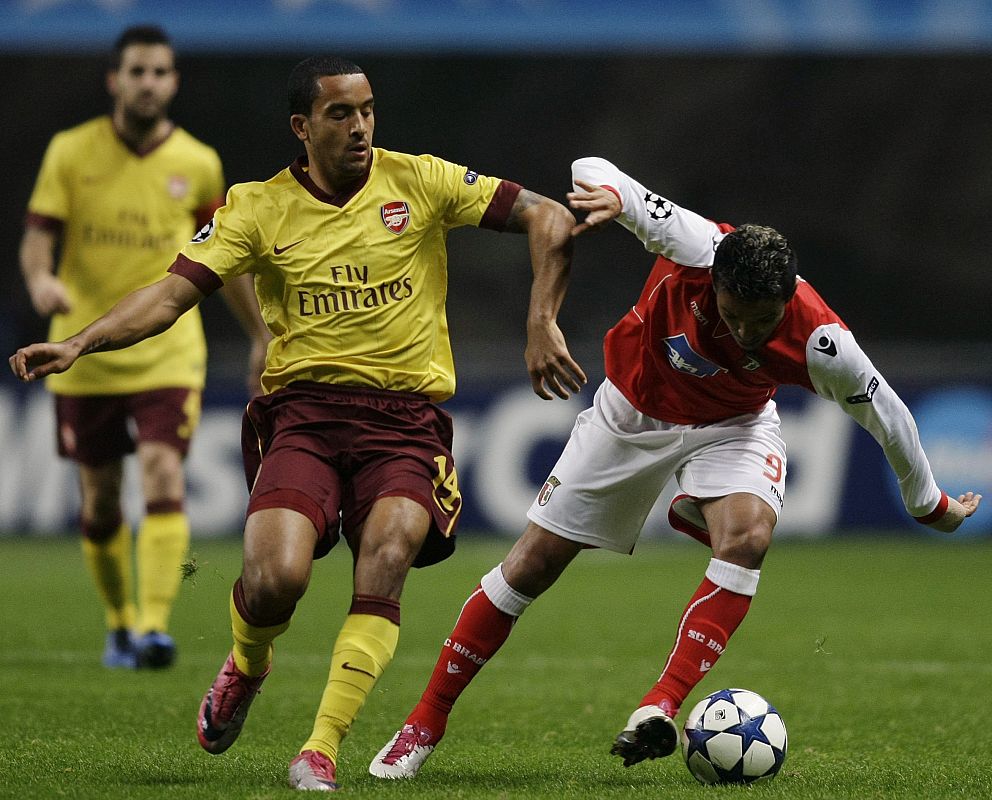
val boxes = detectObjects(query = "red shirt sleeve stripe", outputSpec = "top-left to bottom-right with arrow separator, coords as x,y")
913,491 -> 949,525
601,185 -> 622,204
168,253 -> 224,296
479,180 -> 523,231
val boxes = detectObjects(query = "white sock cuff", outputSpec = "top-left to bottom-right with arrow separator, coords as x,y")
706,558 -> 761,596
480,563 -> 533,617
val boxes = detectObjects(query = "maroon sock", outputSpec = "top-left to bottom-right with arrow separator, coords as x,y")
640,577 -> 751,715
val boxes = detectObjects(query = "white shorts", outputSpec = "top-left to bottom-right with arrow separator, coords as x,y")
526,379 -> 787,553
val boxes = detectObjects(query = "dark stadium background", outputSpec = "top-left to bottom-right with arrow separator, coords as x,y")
4,53 -> 992,379
1,1 -> 989,536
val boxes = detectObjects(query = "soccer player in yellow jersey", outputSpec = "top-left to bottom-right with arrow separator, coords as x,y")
17,26 -> 238,670
11,55 -> 586,790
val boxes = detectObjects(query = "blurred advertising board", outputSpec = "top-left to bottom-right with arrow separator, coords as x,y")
1,380 -> 988,538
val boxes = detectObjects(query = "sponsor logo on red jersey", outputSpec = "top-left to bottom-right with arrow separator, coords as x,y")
664,334 -> 728,378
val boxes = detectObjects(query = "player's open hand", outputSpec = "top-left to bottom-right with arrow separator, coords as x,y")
8,341 -> 81,382
927,491 -> 983,533
525,321 -> 587,400
567,179 -> 622,236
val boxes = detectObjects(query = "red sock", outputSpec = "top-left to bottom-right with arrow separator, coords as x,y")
641,577 -> 751,715
406,585 -> 515,739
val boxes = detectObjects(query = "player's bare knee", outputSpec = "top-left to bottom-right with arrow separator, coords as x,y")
713,526 -> 771,569
502,531 -> 576,596
138,444 -> 184,497
241,562 -> 309,614
83,496 -> 122,528
362,535 -> 418,577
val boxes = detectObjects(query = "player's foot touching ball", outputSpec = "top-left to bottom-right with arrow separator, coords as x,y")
611,702 -> 680,767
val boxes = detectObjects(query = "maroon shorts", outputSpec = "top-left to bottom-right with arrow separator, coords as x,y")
241,381 -> 462,568
55,388 -> 200,467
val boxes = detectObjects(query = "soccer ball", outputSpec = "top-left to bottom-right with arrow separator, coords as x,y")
681,688 -> 787,785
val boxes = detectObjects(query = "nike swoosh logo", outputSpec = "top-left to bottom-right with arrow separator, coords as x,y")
273,238 -> 306,255
341,661 -> 375,678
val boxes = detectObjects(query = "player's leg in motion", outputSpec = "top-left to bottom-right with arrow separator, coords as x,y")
131,389 -> 201,668
78,461 -> 137,668
133,441 -> 189,667
290,496 -> 432,791
369,523 -> 582,780
612,493 -> 772,767
197,508 -> 313,755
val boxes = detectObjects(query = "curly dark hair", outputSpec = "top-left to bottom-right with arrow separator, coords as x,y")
288,55 -> 365,116
110,25 -> 172,70
711,224 -> 798,303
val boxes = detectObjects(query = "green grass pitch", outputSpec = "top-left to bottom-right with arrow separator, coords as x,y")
1,533 -> 990,799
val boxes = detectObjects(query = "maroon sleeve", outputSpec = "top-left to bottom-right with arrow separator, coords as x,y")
479,180 -> 524,231
168,253 -> 224,296
194,197 -> 225,230
24,211 -> 64,234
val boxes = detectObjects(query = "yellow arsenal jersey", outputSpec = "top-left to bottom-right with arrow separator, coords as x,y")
27,116 -> 225,395
173,148 -> 519,401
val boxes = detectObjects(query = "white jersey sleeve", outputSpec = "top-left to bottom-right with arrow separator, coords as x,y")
806,322 -> 944,519
571,156 -> 726,267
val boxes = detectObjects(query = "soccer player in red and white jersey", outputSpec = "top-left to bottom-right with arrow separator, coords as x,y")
366,156 -> 983,780
10,56 -> 585,791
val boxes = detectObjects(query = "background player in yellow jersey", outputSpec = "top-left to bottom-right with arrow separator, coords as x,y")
11,55 -> 586,790
16,25 -> 264,671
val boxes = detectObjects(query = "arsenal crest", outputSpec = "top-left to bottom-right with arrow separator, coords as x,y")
381,201 -> 410,234
167,174 -> 189,200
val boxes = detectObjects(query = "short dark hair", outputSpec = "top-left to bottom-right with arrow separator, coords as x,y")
110,25 -> 173,70
288,55 -> 365,116
711,224 -> 798,303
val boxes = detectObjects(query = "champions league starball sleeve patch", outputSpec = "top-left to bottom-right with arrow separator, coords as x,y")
190,218 -> 215,243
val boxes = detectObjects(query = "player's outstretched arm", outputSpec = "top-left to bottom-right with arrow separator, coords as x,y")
506,188 -> 587,400
926,492 -> 982,533
9,272 -> 203,382
567,178 -> 622,236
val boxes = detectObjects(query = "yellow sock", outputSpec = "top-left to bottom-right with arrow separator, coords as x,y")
301,613 -> 399,762
136,512 -> 190,634
81,522 -> 135,630
230,588 -> 291,677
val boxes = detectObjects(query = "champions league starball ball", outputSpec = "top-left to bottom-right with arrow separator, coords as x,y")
681,688 -> 787,785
